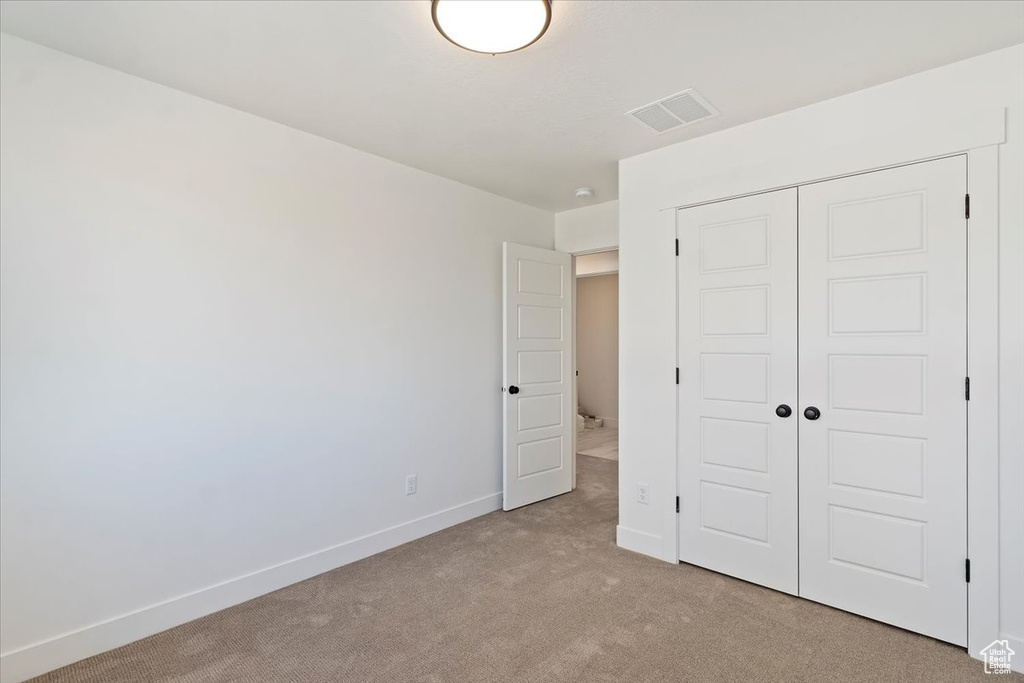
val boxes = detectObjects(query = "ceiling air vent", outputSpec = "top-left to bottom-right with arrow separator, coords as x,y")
626,88 -> 718,134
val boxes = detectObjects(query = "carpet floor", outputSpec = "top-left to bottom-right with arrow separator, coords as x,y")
30,455 -> 1017,683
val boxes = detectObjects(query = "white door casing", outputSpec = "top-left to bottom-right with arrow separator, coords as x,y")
503,242 -> 573,511
677,189 -> 799,594
797,156 -> 968,645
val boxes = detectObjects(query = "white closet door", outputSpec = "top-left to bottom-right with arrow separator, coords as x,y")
677,189 -> 798,595
798,157 -> 968,645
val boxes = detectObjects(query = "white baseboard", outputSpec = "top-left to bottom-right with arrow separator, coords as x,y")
0,492 -> 502,683
597,417 -> 618,428
616,525 -> 662,559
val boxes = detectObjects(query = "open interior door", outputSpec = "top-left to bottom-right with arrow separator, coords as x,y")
503,242 -> 573,510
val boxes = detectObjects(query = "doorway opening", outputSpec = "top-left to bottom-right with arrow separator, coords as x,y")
574,250 -> 618,466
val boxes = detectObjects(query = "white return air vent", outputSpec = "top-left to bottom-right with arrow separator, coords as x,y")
626,88 -> 718,134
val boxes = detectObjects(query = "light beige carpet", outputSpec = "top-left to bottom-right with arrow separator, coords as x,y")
30,455 -> 1017,683
577,426 -> 618,461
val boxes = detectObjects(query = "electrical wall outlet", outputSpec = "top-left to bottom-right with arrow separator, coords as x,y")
637,482 -> 651,505
405,474 -> 417,496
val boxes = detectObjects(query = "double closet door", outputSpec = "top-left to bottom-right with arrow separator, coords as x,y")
677,156 -> 968,646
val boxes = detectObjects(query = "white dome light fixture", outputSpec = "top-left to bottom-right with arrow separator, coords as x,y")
432,0 -> 552,55
574,187 -> 595,199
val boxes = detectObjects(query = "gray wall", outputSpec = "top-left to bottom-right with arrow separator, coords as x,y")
0,34 -> 554,677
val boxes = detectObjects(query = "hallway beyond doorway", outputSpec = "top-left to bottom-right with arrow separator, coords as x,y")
577,426 -> 618,461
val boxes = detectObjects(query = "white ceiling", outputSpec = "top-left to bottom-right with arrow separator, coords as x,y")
2,1 -> 1022,211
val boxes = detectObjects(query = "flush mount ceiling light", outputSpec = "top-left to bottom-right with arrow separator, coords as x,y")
432,0 -> 552,55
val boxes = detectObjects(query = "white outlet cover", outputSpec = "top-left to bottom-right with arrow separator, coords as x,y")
637,483 -> 650,504
405,475 -> 417,495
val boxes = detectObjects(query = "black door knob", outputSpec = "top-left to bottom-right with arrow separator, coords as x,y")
804,406 -> 821,420
775,404 -> 792,418
508,385 -> 520,395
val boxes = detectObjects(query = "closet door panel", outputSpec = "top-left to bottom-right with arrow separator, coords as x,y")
798,156 -> 968,645
677,189 -> 798,595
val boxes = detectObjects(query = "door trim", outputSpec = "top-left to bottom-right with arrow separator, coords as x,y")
965,145 -> 1000,658
570,247 -> 620,491
670,147 -> 1001,659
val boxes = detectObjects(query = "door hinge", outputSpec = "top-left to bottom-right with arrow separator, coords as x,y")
675,238 -> 679,256
675,367 -> 680,385
676,496 -> 680,513
965,376 -> 970,401
965,194 -> 970,220
966,558 -> 971,583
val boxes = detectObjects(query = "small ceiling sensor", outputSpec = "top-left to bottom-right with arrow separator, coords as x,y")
575,187 -> 595,199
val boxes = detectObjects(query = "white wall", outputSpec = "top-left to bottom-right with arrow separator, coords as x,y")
576,274 -> 618,425
0,34 -> 553,682
554,200 -> 618,253
618,44 -> 1023,663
